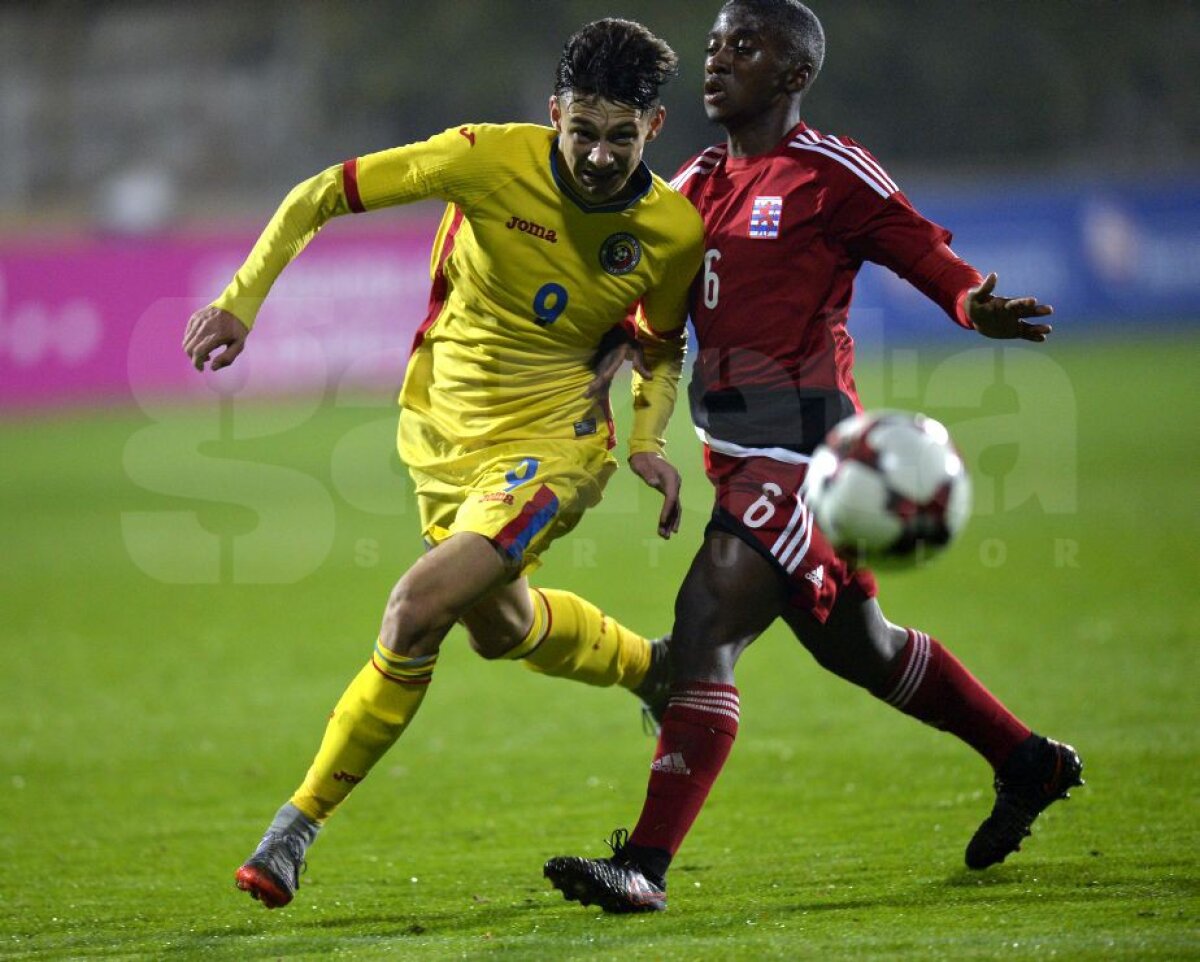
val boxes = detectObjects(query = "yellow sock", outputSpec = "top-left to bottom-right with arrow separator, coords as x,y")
290,641 -> 436,823
511,588 -> 652,689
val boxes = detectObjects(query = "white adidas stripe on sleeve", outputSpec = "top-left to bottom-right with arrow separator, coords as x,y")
789,130 -> 898,198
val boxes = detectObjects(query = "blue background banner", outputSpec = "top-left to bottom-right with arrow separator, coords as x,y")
852,180 -> 1200,341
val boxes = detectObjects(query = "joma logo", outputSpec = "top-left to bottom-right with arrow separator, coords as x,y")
332,770 -> 364,784
506,214 -> 557,244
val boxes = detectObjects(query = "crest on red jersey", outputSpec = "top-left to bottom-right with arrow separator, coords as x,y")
749,195 -> 783,239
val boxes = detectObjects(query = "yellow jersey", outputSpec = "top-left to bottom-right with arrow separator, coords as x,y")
214,122 -> 704,459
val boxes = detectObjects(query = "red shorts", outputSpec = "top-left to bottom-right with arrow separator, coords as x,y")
704,448 -> 877,623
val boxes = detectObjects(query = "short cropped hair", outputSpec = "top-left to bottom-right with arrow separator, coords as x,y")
554,18 -> 679,110
722,0 -> 825,82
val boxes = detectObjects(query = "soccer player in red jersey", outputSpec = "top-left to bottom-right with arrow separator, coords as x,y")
545,0 -> 1083,913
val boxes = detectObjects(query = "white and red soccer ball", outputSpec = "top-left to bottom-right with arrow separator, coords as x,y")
802,410 -> 972,568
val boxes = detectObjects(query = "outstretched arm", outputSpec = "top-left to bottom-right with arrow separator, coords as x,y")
181,125 -> 488,374
962,272 -> 1054,342
180,164 -> 355,372
830,172 -> 1055,341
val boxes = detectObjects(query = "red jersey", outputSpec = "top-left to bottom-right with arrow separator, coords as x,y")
672,122 -> 981,460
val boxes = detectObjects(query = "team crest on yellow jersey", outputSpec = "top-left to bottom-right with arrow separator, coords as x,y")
599,233 -> 641,275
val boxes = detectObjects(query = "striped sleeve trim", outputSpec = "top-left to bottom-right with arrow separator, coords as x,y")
788,130 -> 899,198
342,158 -> 365,213
670,145 -> 727,191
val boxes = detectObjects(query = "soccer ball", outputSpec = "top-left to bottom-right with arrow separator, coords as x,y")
801,410 -> 971,568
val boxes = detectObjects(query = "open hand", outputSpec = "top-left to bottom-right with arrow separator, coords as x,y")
965,273 -> 1054,342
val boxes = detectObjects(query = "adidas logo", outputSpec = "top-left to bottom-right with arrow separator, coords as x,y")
650,751 -> 691,775
804,564 -> 825,587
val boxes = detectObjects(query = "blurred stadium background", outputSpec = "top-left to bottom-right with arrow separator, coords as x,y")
3,0 -> 1198,222
0,0 -> 1197,408
2,4 -> 1198,957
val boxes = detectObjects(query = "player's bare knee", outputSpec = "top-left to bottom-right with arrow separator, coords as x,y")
851,622 -> 909,690
668,624 -> 751,682
825,620 -> 906,688
877,622 -> 909,662
459,589 -> 531,660
853,600 -> 908,663
380,580 -> 455,656
466,628 -> 523,660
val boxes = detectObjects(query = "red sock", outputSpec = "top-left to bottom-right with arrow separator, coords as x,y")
876,629 -> 1031,769
629,682 -> 740,857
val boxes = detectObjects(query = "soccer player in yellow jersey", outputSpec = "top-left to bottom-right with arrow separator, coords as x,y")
181,19 -> 704,909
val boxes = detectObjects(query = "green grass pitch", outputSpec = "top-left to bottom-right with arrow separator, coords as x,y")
1,337 -> 1197,960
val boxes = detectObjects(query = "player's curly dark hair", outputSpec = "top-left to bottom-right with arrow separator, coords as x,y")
555,18 -> 678,110
722,0 -> 825,83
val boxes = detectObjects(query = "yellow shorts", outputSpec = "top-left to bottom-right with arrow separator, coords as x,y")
398,411 -> 618,573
